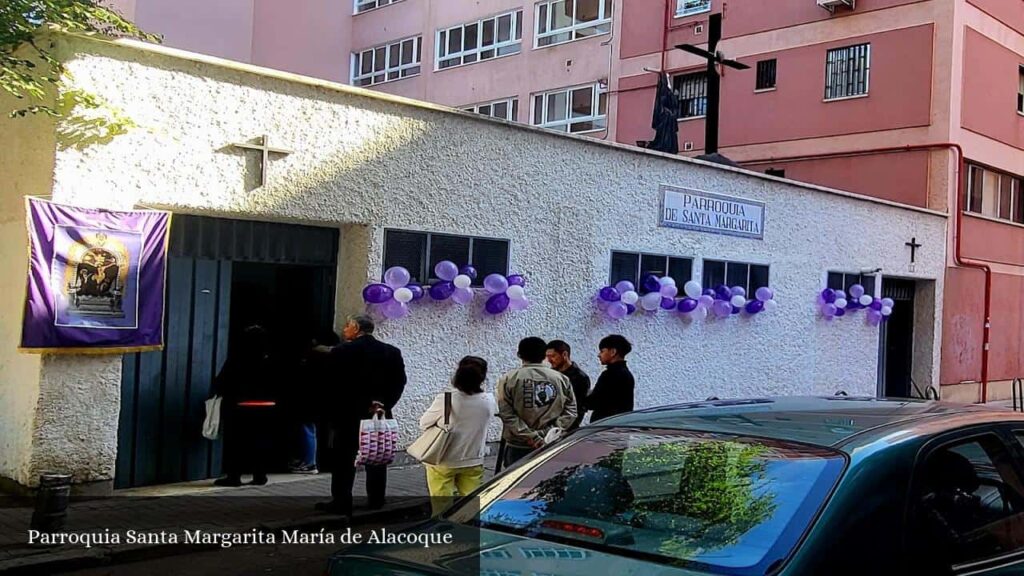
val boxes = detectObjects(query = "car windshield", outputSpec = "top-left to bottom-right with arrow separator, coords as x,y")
451,428 -> 845,575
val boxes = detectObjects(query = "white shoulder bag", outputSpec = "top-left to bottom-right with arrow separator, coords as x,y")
407,392 -> 453,465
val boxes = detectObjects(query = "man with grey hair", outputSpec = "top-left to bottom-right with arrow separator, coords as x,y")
315,313 -> 406,517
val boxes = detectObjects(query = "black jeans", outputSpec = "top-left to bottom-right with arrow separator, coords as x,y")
222,405 -> 273,480
329,424 -> 388,514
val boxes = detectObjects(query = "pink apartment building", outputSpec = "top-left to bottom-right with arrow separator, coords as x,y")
106,0 -> 1024,402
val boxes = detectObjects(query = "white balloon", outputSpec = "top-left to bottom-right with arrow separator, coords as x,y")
834,298 -> 848,309
859,295 -> 873,307
506,285 -> 526,301
763,299 -> 779,313
730,295 -> 746,308
659,276 -> 676,287
683,280 -> 702,300
692,306 -> 708,320
641,292 -> 662,311
881,306 -> 893,317
393,287 -> 414,303
621,290 -> 639,305
453,274 -> 472,289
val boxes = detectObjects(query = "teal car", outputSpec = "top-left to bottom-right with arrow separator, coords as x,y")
328,397 -> 1024,575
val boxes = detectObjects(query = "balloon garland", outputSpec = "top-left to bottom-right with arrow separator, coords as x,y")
596,275 -> 776,320
818,284 -> 893,326
363,261 -> 529,319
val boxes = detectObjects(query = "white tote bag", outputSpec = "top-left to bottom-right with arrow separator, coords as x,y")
202,396 -> 222,440
407,392 -> 453,465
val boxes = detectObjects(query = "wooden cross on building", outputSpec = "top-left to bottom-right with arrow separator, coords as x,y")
230,135 -> 292,188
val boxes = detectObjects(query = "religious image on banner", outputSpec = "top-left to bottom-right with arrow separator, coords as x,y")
20,198 -> 171,353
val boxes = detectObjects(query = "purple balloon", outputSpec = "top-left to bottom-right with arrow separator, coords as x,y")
615,280 -> 636,295
381,299 -> 408,319
822,303 -> 838,317
507,274 -> 526,287
660,297 -> 676,310
678,298 -> 699,313
867,309 -> 883,326
459,265 -> 478,280
731,286 -> 746,297
703,288 -> 716,297
821,288 -> 837,304
835,307 -> 846,317
607,302 -> 628,319
509,296 -> 530,312
429,281 -> 455,300
362,283 -> 394,304
731,306 -> 741,315
483,274 -> 509,294
434,260 -> 459,282
713,300 -> 732,318
698,294 -> 715,309
451,286 -> 473,305
643,275 -> 662,293
715,285 -> 732,301
484,293 -> 510,314
407,283 -> 424,301
870,299 -> 883,311
755,287 -> 774,302
598,286 -> 621,302
745,300 -> 764,314
626,304 -> 637,315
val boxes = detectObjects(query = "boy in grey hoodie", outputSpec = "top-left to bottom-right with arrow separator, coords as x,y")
497,337 -> 577,467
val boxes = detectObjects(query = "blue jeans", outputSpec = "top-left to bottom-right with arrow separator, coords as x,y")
299,423 -> 317,467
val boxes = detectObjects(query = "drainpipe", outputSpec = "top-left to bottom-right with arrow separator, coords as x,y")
742,143 -> 992,403
661,0 -> 671,72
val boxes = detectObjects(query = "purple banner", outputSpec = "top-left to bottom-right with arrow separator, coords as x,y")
20,198 -> 170,353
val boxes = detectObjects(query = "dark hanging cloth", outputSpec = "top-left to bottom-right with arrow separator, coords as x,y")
649,73 -> 680,154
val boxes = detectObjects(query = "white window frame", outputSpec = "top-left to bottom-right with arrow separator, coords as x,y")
436,10 -> 523,71
351,36 -> 422,87
965,163 -> 1024,224
531,82 -> 608,134
824,43 -> 871,101
353,0 -> 402,15
1017,65 -> 1023,115
534,0 -> 612,49
463,97 -> 519,122
676,0 -> 711,17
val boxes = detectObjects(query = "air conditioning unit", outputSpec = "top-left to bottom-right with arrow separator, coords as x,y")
817,0 -> 855,13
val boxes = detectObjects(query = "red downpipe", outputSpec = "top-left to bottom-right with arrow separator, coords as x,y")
743,143 -> 992,403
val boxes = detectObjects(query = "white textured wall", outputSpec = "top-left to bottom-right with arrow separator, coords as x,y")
8,36 -> 947,483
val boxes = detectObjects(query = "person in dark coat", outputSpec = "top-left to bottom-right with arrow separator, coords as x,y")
316,314 -> 406,516
212,325 -> 280,487
288,328 -> 340,474
545,340 -> 591,431
587,334 -> 635,423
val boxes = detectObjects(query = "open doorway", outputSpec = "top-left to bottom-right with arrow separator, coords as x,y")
879,278 -> 916,398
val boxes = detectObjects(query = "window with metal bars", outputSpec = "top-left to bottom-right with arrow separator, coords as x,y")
702,260 -> 770,296
673,72 -> 707,119
351,37 -> 422,87
824,43 -> 870,100
383,229 -> 510,286
610,251 -> 693,294
756,59 -> 777,91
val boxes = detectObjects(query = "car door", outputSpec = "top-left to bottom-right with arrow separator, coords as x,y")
906,426 -> 1024,575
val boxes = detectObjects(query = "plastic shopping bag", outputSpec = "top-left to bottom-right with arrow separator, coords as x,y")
355,413 -> 398,467
202,396 -> 222,440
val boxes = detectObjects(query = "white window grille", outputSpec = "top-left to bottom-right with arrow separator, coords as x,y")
437,11 -> 523,70
531,82 -> 608,133
676,0 -> 710,16
535,0 -> 612,48
351,37 -> 422,87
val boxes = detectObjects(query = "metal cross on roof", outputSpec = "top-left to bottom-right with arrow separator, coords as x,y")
230,135 -> 292,188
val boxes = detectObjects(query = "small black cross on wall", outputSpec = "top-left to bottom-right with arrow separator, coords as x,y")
906,237 -> 922,263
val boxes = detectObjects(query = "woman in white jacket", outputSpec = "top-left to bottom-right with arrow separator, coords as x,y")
418,356 -> 497,512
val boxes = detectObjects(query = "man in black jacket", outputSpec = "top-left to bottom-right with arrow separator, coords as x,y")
588,334 -> 635,423
545,340 -> 590,431
316,314 -> 406,516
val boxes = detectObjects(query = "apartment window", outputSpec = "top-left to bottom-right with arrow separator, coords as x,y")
437,11 -> 523,70
826,272 -> 876,296
351,37 -> 422,87
676,0 -> 711,16
535,0 -> 612,48
464,97 -> 519,121
964,163 -> 1024,224
756,59 -> 777,91
532,82 -> 608,133
383,230 -> 510,286
702,260 -> 770,296
673,72 -> 707,119
354,0 -> 401,13
610,251 -> 693,294
824,43 -> 870,100
1018,65 -> 1023,114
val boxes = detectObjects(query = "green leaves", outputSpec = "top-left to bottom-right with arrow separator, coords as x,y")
2,1 -> 158,145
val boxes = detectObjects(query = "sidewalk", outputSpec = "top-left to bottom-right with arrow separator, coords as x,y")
0,455 -> 497,574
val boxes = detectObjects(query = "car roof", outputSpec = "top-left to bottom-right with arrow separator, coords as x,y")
591,396 -> 1024,449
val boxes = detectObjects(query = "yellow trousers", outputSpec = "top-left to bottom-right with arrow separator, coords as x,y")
424,464 -> 484,515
